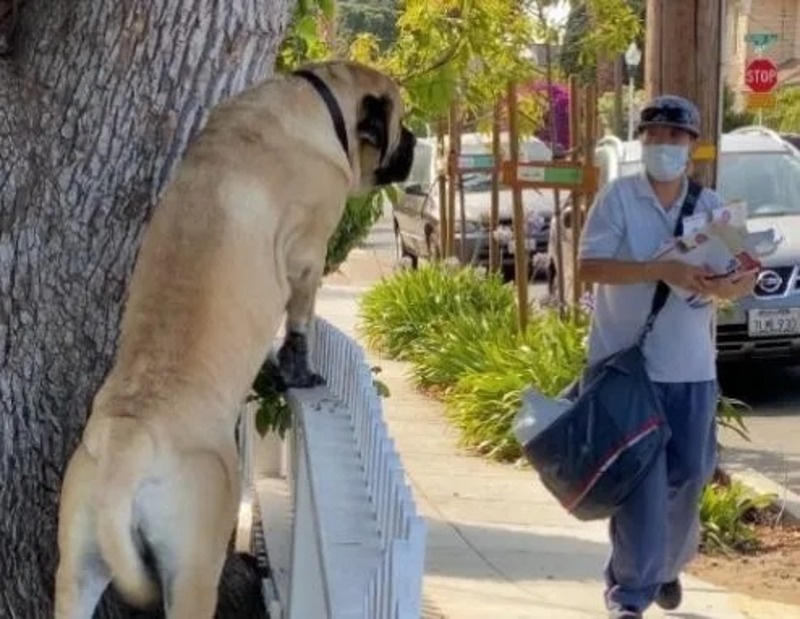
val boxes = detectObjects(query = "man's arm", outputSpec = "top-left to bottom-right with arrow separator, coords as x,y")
577,183 -> 712,292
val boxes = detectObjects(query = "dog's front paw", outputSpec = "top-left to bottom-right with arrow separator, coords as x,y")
278,331 -> 327,389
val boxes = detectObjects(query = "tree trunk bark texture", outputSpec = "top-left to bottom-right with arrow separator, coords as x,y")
0,1 -> 291,616
645,0 -> 723,188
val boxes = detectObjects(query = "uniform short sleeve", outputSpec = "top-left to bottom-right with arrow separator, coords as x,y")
697,186 -> 725,215
579,181 -> 625,260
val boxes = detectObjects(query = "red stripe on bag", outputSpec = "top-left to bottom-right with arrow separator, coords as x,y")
565,417 -> 663,513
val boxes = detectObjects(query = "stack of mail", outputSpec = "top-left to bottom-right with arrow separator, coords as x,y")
650,200 -> 781,304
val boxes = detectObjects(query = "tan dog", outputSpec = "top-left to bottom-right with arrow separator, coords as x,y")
53,59 -> 416,619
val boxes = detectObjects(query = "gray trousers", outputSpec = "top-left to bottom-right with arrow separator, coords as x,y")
604,380 -> 718,612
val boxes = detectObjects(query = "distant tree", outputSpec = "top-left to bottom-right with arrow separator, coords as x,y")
338,0 -> 398,50
560,0 -> 644,82
722,84 -> 756,131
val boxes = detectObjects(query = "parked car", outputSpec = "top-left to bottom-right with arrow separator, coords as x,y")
392,132 -> 557,279
547,126 -> 800,365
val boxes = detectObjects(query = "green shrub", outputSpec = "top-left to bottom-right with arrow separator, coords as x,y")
358,262 -> 516,360
325,189 -> 388,276
359,264 -> 588,460
700,480 -> 774,555
444,309 -> 588,460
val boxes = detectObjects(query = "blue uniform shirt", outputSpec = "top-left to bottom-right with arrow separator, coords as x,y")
579,172 -> 723,383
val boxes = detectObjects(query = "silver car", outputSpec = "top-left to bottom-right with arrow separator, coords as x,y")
548,126 -> 800,365
393,135 -> 555,279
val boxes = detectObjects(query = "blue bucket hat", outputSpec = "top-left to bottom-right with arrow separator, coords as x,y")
637,94 -> 701,138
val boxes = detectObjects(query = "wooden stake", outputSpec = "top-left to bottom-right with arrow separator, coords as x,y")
568,75 -> 582,309
489,102 -> 502,274
582,82 -> 599,299
507,82 -> 528,332
447,102 -> 459,259
436,118 -> 448,260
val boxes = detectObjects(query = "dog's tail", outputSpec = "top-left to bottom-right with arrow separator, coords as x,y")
93,418 -> 160,609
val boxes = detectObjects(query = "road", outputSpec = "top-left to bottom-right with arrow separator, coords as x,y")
325,212 -> 800,495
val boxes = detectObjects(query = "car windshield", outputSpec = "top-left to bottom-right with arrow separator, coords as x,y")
619,151 -> 800,217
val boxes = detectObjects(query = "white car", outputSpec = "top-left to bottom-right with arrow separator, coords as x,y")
547,126 -> 800,364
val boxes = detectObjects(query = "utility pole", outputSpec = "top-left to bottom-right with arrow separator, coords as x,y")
645,0 -> 725,189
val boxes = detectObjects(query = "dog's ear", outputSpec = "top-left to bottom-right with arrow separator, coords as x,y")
357,94 -> 393,161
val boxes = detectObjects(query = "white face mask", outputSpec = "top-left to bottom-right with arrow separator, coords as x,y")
642,143 -> 689,182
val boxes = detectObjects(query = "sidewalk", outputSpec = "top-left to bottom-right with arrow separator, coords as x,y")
315,283 -> 800,619
315,236 -> 800,619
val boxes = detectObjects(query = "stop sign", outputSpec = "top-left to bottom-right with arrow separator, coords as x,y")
745,58 -> 778,93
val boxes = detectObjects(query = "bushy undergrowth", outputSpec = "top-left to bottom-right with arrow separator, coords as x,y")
359,262 -> 768,553
359,263 -> 588,460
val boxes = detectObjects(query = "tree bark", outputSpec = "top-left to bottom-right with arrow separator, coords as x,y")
645,0 -> 724,188
0,1 -> 291,616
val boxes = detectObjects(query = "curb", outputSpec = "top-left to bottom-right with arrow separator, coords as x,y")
721,461 -> 800,522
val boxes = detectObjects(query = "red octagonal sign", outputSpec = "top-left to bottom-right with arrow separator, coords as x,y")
745,58 -> 778,93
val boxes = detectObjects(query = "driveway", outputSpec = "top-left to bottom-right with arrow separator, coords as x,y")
327,210 -> 800,496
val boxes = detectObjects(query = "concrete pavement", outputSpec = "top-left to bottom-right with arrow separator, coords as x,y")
316,282 -> 799,618
316,223 -> 800,618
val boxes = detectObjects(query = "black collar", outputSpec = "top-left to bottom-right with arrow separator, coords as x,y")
293,69 -> 350,157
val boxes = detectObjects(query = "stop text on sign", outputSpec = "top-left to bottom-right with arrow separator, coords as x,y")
745,58 -> 778,93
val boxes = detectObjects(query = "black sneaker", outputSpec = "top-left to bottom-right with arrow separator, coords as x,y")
608,608 -> 642,619
655,578 -> 683,610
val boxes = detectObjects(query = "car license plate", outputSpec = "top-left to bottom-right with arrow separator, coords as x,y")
507,239 -> 539,254
747,308 -> 800,337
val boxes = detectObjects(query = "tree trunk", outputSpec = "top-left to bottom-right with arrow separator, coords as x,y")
0,1 -> 291,616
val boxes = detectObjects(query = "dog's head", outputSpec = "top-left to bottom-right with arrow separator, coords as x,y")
294,61 -> 416,192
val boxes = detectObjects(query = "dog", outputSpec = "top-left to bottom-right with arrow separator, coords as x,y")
53,59 -> 416,619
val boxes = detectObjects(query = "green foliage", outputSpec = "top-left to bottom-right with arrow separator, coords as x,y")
358,262 -> 517,360
716,394 -> 751,442
762,86 -> 800,133
360,264 -> 767,554
250,361 -> 293,439
324,189 -> 389,275
443,309 -> 589,459
358,263 -> 589,460
597,88 -> 647,136
338,0 -> 399,51
355,0 -> 543,132
250,361 -> 390,438
722,84 -> 756,132
700,480 -> 775,555
560,0 -> 643,82
277,0 -> 333,72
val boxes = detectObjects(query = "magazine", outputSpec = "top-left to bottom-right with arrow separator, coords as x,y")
650,201 -> 780,305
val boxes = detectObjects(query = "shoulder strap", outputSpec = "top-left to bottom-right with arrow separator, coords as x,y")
641,179 -> 703,338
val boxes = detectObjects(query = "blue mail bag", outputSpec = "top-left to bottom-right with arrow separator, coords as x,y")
520,344 -> 669,521
517,179 -> 702,521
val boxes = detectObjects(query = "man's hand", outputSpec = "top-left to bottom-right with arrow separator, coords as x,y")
704,270 -> 757,301
656,260 -> 715,294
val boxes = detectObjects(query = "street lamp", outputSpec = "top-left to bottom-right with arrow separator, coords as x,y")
624,41 -> 642,140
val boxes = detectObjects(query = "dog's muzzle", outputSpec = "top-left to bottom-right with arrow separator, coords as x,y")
374,127 -> 416,186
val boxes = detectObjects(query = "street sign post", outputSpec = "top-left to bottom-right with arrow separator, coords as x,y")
744,57 -> 778,124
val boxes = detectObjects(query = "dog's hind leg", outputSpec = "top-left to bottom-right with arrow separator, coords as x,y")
54,552 -> 111,619
278,260 -> 326,388
54,449 -> 112,619
163,451 -> 239,619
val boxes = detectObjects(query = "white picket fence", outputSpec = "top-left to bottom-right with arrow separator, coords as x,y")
240,319 -> 427,619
